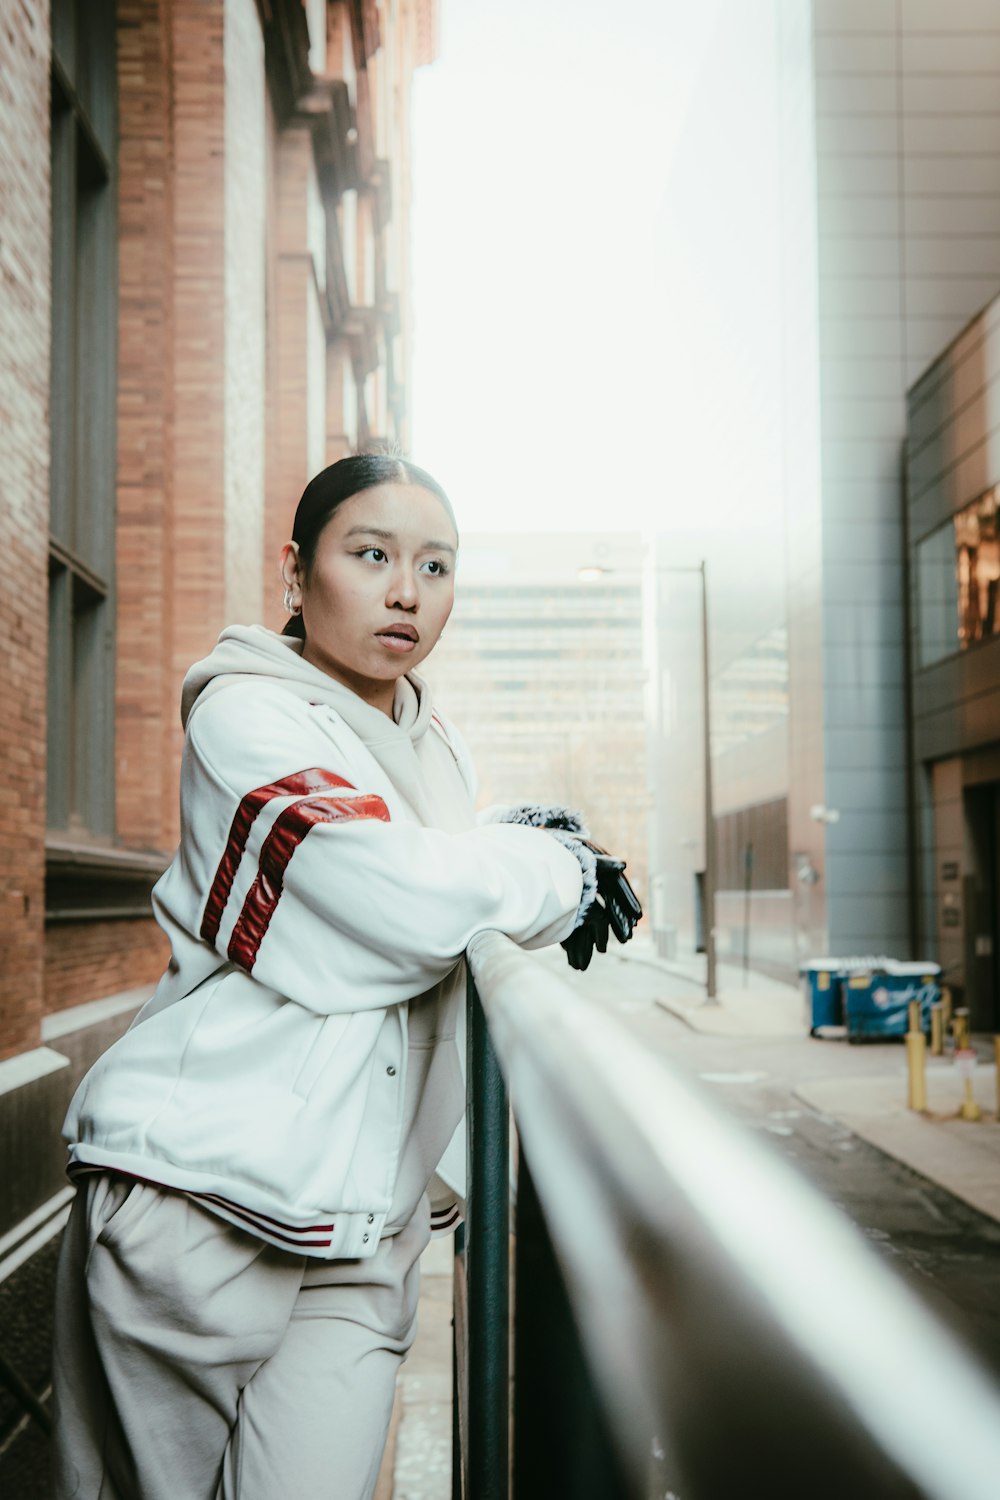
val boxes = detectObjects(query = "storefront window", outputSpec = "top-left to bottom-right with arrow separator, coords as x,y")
917,488 -> 1000,667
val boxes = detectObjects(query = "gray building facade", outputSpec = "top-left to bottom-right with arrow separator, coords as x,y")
802,0 -> 1000,967
908,299 -> 1000,1027
651,0 -> 1000,984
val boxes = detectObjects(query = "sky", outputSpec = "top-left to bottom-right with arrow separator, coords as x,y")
410,0 -> 801,537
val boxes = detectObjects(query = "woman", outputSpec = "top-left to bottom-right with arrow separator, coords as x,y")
52,452 -> 640,1500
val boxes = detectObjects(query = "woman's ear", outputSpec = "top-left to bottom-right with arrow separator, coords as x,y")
279,542 -> 303,600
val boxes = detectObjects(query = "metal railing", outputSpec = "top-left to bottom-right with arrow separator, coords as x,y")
453,930 -> 1000,1500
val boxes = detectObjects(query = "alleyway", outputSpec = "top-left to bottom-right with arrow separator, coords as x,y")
567,948 -> 1000,1377
393,946 -> 1000,1498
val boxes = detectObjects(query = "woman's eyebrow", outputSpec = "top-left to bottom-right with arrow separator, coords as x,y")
344,525 -> 395,540
343,524 -> 455,555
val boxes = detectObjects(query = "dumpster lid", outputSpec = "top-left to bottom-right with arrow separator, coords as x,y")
800,955 -> 895,974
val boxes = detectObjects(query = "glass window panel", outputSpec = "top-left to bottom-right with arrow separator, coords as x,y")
917,487 -> 1000,666
47,6 -> 117,839
46,564 -> 72,830
956,490 -> 1000,650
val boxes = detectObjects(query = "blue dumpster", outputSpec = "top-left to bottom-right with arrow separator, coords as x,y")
844,962 -> 941,1043
800,959 -> 844,1033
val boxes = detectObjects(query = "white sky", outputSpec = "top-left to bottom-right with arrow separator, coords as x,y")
410,0 -> 793,536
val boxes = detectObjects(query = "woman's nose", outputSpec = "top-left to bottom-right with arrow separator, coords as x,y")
386,566 -> 418,609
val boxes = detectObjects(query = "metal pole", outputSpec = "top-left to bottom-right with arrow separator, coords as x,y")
700,560 -> 717,1000
452,1223 -> 466,1500
465,967 -> 510,1500
742,840 -> 753,988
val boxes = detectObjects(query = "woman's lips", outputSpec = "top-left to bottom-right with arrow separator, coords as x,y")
375,628 -> 419,653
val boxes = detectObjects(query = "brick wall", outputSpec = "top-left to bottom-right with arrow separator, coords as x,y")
223,0 -> 266,628
265,126 -> 327,631
170,0 -> 229,786
44,919 -> 169,1013
3,0 -> 432,1061
115,0 -> 177,854
262,90 -> 286,635
0,0 -> 50,1061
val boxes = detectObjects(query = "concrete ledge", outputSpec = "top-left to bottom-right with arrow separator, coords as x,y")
0,1051 -> 75,1237
0,1046 -> 69,1097
0,987 -> 150,1241
41,985 -> 151,1042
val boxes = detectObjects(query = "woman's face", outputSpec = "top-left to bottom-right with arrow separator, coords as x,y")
280,483 -> 458,712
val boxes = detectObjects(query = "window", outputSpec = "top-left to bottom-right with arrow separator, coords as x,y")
715,798 -> 789,892
47,0 -> 117,837
917,487 -> 1000,668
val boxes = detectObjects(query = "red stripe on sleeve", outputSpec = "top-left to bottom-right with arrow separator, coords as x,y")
227,791 -> 391,972
201,769 -> 356,946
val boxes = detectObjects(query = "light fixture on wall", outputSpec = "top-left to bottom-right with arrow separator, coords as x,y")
809,804 -> 840,825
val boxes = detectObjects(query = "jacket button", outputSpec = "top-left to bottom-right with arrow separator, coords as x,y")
367,1214 -> 374,1223
386,1065 -> 397,1076
362,1233 -> 370,1244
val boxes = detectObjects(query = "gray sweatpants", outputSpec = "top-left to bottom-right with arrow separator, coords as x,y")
52,1174 -> 430,1500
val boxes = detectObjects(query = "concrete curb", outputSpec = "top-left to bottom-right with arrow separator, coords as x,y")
795,1065 -> 1000,1228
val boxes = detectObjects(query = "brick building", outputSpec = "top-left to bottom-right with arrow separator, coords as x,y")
0,0 -> 436,1481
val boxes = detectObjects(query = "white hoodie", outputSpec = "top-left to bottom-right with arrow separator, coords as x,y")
63,626 -> 583,1259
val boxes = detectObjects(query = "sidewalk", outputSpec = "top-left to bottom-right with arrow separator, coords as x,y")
391,1235 -> 454,1500
626,939 -> 805,1038
623,938 -> 1000,1227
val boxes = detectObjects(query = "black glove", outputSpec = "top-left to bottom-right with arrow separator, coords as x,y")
590,847 -> 643,945
480,807 -> 642,972
559,840 -> 642,973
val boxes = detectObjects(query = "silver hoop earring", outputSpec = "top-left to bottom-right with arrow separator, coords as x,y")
283,587 -> 300,615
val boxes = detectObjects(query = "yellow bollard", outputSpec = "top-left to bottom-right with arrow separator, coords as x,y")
960,1074 -> 982,1122
906,1000 -> 927,1113
930,1003 -> 944,1057
954,1027 -> 981,1122
906,1030 -> 928,1112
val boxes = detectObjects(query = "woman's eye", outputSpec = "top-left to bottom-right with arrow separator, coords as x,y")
358,547 -> 387,563
420,559 -> 449,576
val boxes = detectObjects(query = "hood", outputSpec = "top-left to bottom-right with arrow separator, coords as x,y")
180,624 -> 433,747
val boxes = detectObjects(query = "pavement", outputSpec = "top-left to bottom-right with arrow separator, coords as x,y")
623,938 -> 1000,1228
390,937 -> 1000,1497
391,1235 -> 454,1500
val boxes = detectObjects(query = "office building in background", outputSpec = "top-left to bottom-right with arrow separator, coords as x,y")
427,534 -> 649,905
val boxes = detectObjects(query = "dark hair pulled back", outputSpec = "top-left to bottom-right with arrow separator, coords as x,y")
283,451 -> 457,640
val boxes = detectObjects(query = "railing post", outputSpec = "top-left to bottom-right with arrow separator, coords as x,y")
452,1222 -> 466,1500
465,966 -> 510,1500
512,1150 -> 631,1499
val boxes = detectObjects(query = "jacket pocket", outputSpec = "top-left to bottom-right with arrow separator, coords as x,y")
291,1012 -> 352,1100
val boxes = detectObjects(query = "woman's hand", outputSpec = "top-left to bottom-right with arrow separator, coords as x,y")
475,803 -> 642,971
559,844 -> 642,972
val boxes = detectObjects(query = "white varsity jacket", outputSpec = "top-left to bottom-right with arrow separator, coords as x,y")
62,626 -> 584,1259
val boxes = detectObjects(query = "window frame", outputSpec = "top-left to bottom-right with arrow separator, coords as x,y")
47,4 -> 119,845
